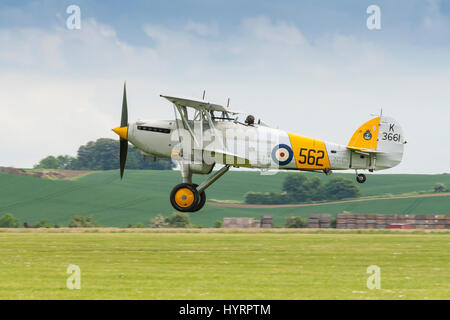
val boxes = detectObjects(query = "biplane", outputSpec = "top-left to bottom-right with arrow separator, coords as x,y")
112,84 -> 405,212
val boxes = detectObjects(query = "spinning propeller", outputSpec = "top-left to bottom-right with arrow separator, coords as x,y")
112,83 -> 129,179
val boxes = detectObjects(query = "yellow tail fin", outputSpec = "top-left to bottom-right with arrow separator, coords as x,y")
347,117 -> 380,151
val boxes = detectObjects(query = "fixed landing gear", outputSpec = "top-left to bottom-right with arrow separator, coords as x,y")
169,165 -> 230,212
356,173 -> 367,184
170,183 -> 199,212
191,184 -> 206,212
169,183 -> 206,212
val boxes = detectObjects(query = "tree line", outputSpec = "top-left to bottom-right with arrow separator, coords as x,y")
0,213 -> 99,228
245,174 -> 360,204
0,212 -> 338,229
0,212 -> 213,229
34,138 -> 174,170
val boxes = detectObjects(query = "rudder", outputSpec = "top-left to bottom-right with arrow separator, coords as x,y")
375,116 -> 405,169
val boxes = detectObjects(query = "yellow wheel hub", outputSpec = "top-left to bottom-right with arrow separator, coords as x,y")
174,188 -> 195,208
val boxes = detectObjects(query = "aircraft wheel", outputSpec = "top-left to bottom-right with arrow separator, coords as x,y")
190,184 -> 206,212
356,173 -> 366,184
170,183 -> 199,212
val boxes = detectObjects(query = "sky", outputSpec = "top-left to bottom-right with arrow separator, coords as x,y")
0,0 -> 449,173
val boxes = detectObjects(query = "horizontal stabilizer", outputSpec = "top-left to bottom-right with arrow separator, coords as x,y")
346,146 -> 381,153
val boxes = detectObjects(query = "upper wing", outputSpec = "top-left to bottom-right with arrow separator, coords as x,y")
160,95 -> 240,113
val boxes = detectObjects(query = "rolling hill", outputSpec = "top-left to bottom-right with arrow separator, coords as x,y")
0,169 -> 449,227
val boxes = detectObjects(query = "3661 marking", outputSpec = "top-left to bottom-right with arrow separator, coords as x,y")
382,132 -> 400,142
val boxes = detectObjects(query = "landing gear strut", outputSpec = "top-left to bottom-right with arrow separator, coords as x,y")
191,184 -> 206,212
356,173 -> 366,184
169,165 -> 230,212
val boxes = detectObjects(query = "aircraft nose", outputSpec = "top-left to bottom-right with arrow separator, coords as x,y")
112,126 -> 128,140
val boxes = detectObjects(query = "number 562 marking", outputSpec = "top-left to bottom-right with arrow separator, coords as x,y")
299,148 -> 324,166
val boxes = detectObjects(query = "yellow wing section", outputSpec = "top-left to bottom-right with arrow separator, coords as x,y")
288,133 -> 331,170
347,117 -> 380,151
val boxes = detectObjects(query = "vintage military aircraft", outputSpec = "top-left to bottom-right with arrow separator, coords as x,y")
112,84 -> 405,212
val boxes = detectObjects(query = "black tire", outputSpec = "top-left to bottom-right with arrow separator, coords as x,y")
190,184 -> 206,212
356,174 -> 366,184
170,183 -> 199,212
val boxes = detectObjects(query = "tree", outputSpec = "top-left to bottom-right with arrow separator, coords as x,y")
304,177 -> 325,201
0,213 -> 19,228
245,174 -> 360,205
284,216 -> 307,228
266,192 -> 289,204
245,192 -> 268,204
32,218 -> 55,228
323,177 -> 360,200
34,156 -> 59,169
33,138 -> 175,171
282,174 -> 314,203
331,218 -> 337,228
56,155 -> 76,169
128,222 -> 146,228
150,214 -> 169,228
75,138 -> 118,170
68,215 -> 99,227
214,220 -> 223,228
434,183 -> 448,193
167,212 -> 191,228
73,138 -> 175,170
34,155 -> 76,169
245,191 -> 288,204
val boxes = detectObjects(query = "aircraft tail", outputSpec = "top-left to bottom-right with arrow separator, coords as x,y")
347,115 -> 405,170
347,116 -> 380,152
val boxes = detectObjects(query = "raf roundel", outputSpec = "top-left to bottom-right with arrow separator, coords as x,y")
271,144 -> 294,166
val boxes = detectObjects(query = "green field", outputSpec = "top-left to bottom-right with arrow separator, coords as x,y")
0,170 -> 449,227
0,230 -> 448,299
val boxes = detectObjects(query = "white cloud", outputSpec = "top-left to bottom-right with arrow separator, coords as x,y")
421,0 -> 450,39
0,17 -> 449,173
0,28 -> 64,68
241,16 -> 307,46
184,20 -> 219,36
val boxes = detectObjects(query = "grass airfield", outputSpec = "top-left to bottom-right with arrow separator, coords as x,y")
1,170 -> 449,227
0,229 -> 448,300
